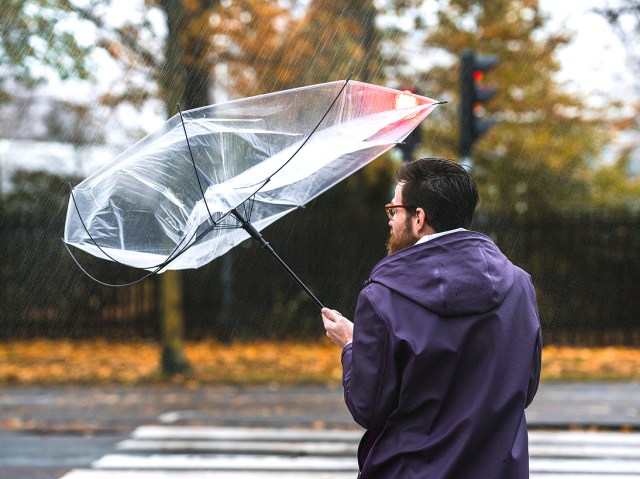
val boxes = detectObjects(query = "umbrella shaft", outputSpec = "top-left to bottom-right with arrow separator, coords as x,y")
230,209 -> 324,309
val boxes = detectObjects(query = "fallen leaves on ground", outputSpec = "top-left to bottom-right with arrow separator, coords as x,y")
542,346 -> 640,381
1,340 -> 639,385
0,339 -> 343,385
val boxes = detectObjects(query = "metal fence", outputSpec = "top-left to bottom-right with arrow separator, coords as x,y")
475,212 -> 640,346
1,202 -> 639,345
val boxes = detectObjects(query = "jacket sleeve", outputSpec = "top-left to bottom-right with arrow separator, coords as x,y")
342,287 -> 397,431
525,278 -> 542,408
526,327 -> 542,408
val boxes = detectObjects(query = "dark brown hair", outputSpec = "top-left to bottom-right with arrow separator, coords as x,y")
396,158 -> 479,232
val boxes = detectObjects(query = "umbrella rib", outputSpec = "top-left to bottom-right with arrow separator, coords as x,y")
262,74 -> 352,186
172,79 -> 355,307
176,76 -> 353,254
66,183 -> 133,266
61,240 -> 161,287
65,76 -> 359,289
63,183 -> 170,286
64,183 -> 204,285
237,75 -> 354,194
178,104 -> 217,225
169,79 -> 355,305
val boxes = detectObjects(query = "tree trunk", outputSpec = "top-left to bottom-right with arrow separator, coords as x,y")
156,0 -> 189,375
160,269 -> 191,374
155,0 -> 219,374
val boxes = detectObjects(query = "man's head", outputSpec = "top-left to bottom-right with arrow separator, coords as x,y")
386,158 -> 478,255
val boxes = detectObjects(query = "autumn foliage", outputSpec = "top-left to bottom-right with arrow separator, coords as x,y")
1,340 -> 639,385
0,339 -> 343,385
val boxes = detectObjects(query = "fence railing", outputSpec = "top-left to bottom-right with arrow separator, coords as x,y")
2,207 -> 639,346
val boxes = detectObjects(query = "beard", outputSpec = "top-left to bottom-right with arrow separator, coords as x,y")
386,217 -> 419,256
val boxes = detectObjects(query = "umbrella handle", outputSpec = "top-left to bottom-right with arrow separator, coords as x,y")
230,208 -> 324,310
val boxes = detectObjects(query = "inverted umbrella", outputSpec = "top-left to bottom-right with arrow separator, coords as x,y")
64,79 -> 443,307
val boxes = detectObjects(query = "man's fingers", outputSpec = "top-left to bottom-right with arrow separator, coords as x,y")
322,307 -> 344,322
322,316 -> 338,335
321,308 -> 335,322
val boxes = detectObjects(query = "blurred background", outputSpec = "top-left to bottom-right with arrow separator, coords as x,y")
0,0 -> 638,378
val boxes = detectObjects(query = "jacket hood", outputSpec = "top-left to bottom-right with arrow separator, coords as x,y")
369,230 -> 515,317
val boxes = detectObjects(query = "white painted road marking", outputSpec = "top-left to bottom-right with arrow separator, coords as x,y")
59,427 -> 640,479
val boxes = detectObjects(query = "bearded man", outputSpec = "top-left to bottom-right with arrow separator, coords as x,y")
322,157 -> 542,479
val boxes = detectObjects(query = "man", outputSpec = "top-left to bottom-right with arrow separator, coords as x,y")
322,158 -> 541,478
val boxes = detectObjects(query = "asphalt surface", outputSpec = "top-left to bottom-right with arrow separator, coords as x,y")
0,431 -> 124,479
1,381 -> 640,479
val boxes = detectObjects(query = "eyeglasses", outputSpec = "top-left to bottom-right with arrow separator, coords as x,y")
385,203 -> 415,220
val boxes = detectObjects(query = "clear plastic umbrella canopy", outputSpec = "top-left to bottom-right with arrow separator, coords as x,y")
64,80 -> 442,273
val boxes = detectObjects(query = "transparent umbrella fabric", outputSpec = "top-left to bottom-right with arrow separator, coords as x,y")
64,80 -> 441,271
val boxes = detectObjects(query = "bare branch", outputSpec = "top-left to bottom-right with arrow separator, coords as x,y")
71,4 -> 162,73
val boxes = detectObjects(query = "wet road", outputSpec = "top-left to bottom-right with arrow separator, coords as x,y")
0,384 -> 351,479
2,382 -> 640,479
0,431 -> 124,479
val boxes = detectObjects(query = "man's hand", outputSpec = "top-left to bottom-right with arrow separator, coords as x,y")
321,307 -> 354,348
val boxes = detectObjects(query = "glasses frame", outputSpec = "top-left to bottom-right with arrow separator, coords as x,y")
385,203 -> 416,220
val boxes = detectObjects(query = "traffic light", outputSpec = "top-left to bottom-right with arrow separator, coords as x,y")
459,50 -> 499,158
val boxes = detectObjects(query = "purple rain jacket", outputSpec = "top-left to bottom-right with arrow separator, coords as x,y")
342,230 -> 542,479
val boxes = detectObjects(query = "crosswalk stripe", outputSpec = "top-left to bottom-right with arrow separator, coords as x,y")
530,457 -> 640,474
131,426 -> 363,442
59,472 -> 640,479
530,430 -> 640,445
58,426 -> 640,479
530,443 -> 640,458
117,439 -> 358,455
61,471 -> 357,479
93,453 -> 358,471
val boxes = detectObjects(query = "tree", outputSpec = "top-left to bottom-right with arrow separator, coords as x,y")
593,0 -> 640,203
152,0 -> 223,374
0,0 -> 92,101
269,0 -> 385,89
1,0 -> 196,374
590,160 -> 640,212
5,0 -> 302,372
87,0 -> 294,371
212,0 -> 410,96
416,0 -> 609,216
593,1 -> 640,101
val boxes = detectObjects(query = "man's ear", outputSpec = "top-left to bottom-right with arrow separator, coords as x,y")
414,207 -> 427,232
414,208 -> 433,235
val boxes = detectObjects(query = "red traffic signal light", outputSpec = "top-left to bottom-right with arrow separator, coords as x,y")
459,50 -> 499,158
